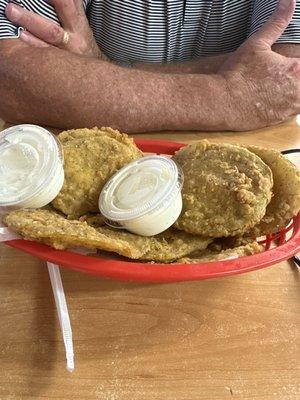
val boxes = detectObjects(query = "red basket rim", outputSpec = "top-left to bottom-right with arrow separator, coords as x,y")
4,138 -> 300,283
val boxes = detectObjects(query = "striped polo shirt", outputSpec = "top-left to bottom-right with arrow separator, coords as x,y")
0,0 -> 299,64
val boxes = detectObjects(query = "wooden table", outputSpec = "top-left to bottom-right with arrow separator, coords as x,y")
0,119 -> 300,400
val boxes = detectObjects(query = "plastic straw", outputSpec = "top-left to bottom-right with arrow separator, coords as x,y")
0,227 -> 21,241
47,262 -> 74,372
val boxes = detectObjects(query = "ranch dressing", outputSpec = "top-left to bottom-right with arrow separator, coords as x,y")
0,124 -> 64,213
99,156 -> 183,236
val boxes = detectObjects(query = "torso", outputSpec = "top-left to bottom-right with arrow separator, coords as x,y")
87,0 -> 254,64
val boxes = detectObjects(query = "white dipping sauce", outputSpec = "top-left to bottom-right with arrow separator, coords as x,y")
0,124 -> 64,212
99,156 -> 183,236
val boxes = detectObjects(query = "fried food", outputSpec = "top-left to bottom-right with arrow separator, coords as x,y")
58,126 -> 133,145
245,146 -> 300,236
209,236 -> 255,252
6,131 -> 297,266
78,214 -> 106,227
177,242 -> 264,264
52,127 -> 142,217
4,209 -> 212,262
172,141 -> 273,237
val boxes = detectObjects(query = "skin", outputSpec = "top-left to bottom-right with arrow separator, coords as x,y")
0,42 -> 230,132
5,0 -> 299,73
135,44 -> 300,74
0,0 -> 299,132
5,0 -> 106,59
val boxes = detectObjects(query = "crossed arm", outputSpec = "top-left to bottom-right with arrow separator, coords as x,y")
0,0 -> 299,132
0,40 -> 230,132
136,44 -> 300,74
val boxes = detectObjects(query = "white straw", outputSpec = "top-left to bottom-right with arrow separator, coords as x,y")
47,262 -> 74,372
0,227 -> 21,241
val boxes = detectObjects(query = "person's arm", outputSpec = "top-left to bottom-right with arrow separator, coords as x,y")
0,39 -> 230,132
135,44 -> 300,74
0,0 -> 299,133
4,0 -> 107,60
4,0 -> 299,78
135,0 -> 300,75
134,54 -> 229,74
251,0 -> 300,59
273,43 -> 300,57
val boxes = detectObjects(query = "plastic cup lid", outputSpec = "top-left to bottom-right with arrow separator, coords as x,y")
0,124 -> 63,207
99,155 -> 183,221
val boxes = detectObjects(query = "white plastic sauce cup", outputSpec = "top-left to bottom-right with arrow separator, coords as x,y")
0,124 -> 64,214
99,155 -> 184,236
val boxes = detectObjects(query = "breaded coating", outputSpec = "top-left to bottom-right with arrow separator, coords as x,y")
52,128 -> 142,217
245,146 -> 300,236
173,141 -> 273,237
177,242 -> 264,264
78,214 -> 106,227
58,126 -> 134,145
209,236 -> 255,252
4,209 -> 212,262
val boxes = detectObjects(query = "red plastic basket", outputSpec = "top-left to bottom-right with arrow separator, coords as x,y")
5,139 -> 300,283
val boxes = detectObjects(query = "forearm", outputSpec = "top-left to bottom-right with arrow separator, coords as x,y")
272,43 -> 300,57
0,40 -> 231,132
134,53 -> 230,74
134,44 -> 300,75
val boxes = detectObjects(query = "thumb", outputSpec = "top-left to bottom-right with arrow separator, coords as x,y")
247,0 -> 295,49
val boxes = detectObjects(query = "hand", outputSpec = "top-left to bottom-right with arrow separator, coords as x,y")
5,0 -> 108,60
219,0 -> 300,131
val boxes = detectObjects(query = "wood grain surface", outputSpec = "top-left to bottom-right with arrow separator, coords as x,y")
0,118 -> 300,400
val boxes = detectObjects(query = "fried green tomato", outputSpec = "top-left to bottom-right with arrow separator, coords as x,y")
4,209 -> 212,263
246,146 -> 300,236
177,242 -> 264,264
58,126 -> 132,145
52,127 -> 142,218
173,141 -> 273,237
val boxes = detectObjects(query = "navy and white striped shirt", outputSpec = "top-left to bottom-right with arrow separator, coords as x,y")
0,0 -> 299,64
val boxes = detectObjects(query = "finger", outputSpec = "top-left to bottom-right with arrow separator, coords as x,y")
248,0 -> 296,49
20,30 -> 51,48
50,0 -> 85,31
5,3 -> 65,46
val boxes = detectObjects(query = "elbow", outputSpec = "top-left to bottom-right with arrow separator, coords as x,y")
0,39 -> 32,124
0,109 -> 28,126
0,89 -> 27,125
0,80 -> 24,124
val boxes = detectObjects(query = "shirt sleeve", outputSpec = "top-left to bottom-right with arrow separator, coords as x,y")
249,0 -> 300,44
0,0 -> 90,41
